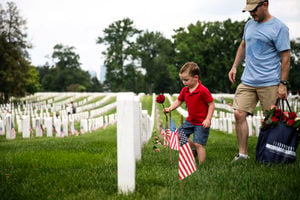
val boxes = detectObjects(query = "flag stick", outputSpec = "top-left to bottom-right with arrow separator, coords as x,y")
169,111 -> 172,164
181,115 -> 184,125
180,180 -> 184,191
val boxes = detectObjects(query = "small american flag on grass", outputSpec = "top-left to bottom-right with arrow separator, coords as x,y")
163,130 -> 170,146
169,130 -> 179,151
178,130 -> 197,180
169,118 -> 179,151
11,122 -> 16,138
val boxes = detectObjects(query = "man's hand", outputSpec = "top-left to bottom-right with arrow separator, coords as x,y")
228,67 -> 237,84
278,84 -> 287,99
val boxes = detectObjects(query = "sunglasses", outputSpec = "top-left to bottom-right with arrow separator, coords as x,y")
250,1 -> 264,12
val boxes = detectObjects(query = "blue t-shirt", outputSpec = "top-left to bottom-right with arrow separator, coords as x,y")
241,17 -> 290,87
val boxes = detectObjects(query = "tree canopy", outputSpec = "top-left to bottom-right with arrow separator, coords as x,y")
38,44 -> 102,92
0,2 -> 40,103
1,2 -> 300,97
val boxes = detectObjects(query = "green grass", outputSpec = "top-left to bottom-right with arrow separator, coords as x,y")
1,114 -> 300,199
141,95 -> 153,115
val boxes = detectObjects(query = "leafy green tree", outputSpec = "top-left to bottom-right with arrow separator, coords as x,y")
25,65 -> 41,94
136,31 -> 177,93
122,63 -> 145,93
174,19 -> 247,93
88,77 -> 104,92
38,44 -> 92,92
289,39 -> 300,93
97,18 -> 141,91
0,2 -> 38,102
52,44 -> 81,69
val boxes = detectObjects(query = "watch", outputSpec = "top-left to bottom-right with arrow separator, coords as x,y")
280,80 -> 288,86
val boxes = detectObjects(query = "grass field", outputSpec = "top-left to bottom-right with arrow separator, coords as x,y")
1,95 -> 300,200
1,124 -> 300,200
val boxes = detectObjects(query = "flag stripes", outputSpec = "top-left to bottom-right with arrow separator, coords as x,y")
179,142 -> 197,180
163,129 -> 170,146
169,130 -> 179,151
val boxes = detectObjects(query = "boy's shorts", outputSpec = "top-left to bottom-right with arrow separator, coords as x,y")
178,120 -> 210,145
233,83 -> 278,114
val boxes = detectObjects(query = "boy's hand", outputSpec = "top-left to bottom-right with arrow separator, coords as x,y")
202,119 -> 211,128
164,107 -> 171,113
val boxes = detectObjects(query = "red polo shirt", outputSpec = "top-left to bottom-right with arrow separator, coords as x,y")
178,81 -> 213,125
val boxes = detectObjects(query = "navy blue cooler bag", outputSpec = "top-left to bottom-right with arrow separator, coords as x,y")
256,99 -> 299,164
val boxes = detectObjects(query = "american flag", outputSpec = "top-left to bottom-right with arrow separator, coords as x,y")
11,121 -> 16,138
178,130 -> 197,180
169,118 -> 179,151
163,129 -> 170,146
169,130 -> 179,151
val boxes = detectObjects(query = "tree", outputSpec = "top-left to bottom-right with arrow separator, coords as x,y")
38,44 -> 92,92
88,77 -> 104,92
25,65 -> 41,94
289,39 -> 300,93
136,31 -> 177,93
173,19 -> 247,93
0,2 -> 37,102
97,18 -> 141,91
52,44 -> 81,69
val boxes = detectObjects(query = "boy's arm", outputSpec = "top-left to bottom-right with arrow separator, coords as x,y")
164,99 -> 182,113
202,101 -> 215,128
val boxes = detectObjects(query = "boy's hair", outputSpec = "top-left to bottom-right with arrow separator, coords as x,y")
179,62 -> 200,77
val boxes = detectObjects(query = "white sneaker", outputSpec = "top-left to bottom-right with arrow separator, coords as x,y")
232,154 -> 250,162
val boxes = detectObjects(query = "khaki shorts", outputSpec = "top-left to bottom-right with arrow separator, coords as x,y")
233,83 -> 278,114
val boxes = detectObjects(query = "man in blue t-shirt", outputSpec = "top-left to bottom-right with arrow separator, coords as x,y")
228,0 -> 290,161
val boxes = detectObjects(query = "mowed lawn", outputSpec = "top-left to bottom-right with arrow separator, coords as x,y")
1,124 -> 300,200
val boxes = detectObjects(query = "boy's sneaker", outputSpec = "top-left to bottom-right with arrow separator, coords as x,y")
232,153 -> 250,162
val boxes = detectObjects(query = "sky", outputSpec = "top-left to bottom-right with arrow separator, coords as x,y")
2,0 -> 300,79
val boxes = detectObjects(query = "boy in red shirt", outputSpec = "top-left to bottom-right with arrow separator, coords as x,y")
164,62 -> 215,164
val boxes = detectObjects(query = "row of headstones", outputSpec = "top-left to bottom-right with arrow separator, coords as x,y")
0,99 -> 117,139
23,92 -> 112,113
211,115 -> 262,136
7,94 -> 115,120
2,99 -> 116,128
117,93 -> 156,194
0,113 -> 116,139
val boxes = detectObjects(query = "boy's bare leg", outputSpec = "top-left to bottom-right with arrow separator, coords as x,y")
194,143 -> 206,164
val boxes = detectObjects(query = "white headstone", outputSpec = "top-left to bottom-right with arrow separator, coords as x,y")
0,120 -> 4,135
22,116 -> 30,138
227,117 -> 233,134
45,117 -> 53,137
70,119 -> 74,135
6,114 -> 15,140
62,119 -> 68,137
35,118 -> 42,137
117,92 -> 136,194
247,116 -> 253,136
134,96 -> 141,161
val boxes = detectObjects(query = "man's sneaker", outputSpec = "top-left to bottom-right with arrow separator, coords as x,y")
232,154 -> 250,162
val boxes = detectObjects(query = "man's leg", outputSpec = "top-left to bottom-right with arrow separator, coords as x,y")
234,109 -> 249,155
232,84 -> 257,160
